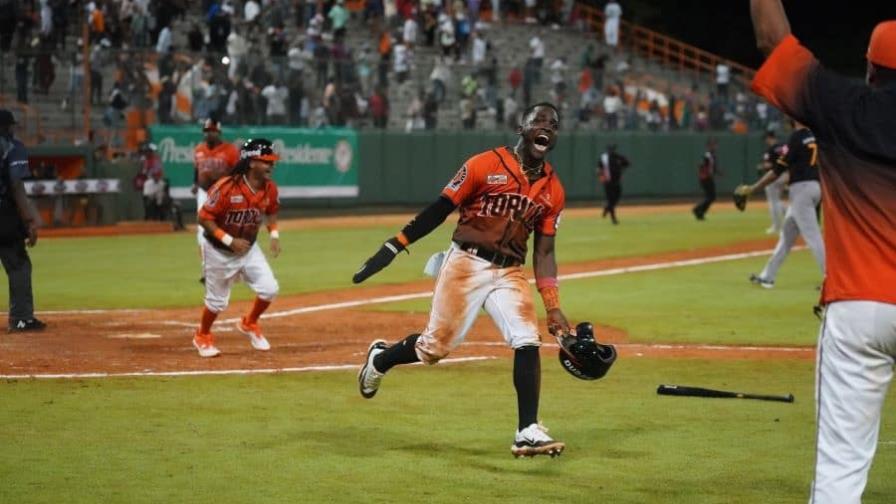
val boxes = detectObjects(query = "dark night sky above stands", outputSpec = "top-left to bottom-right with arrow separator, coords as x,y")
617,0 -> 896,76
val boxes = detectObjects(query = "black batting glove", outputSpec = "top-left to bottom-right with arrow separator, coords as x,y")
352,237 -> 406,284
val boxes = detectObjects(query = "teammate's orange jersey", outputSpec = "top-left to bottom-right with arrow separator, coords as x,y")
198,175 -> 280,248
752,35 -> 896,304
441,146 -> 566,264
194,142 -> 240,188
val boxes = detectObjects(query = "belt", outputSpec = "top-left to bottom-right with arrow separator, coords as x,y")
457,242 -> 521,268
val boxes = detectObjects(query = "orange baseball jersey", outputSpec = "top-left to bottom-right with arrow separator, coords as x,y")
194,142 -> 240,187
199,175 -> 280,248
752,35 -> 896,304
441,146 -> 566,264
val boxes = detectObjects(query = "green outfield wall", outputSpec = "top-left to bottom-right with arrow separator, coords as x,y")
95,130 -> 765,214
356,131 -> 764,206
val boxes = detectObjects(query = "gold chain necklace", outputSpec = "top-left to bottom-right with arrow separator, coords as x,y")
512,147 -> 544,178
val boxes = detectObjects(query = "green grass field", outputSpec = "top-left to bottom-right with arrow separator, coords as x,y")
3,205 -> 894,503
24,207 -> 772,310
2,359 -> 894,503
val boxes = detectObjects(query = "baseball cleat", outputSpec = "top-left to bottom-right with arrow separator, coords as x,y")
236,317 -> 271,351
8,318 -> 47,333
358,339 -> 387,399
511,422 -> 565,458
193,331 -> 221,358
749,273 -> 775,289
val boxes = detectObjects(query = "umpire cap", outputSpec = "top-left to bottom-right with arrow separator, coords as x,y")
0,109 -> 17,125
868,21 -> 896,69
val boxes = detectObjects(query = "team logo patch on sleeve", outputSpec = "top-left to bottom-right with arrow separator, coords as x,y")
487,174 -> 507,184
445,165 -> 468,191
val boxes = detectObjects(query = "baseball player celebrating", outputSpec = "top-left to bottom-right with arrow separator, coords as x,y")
193,139 -> 281,358
737,121 -> 825,288
354,103 -> 570,458
758,130 -> 787,234
751,2 -> 896,502
193,118 -> 240,283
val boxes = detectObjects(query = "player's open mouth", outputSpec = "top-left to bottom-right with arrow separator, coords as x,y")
533,134 -> 550,152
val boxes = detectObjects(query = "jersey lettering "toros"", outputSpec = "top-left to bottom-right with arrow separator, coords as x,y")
194,142 -> 240,188
442,147 -> 566,264
199,175 -> 279,249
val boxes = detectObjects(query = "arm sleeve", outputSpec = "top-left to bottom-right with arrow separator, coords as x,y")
400,195 -> 456,244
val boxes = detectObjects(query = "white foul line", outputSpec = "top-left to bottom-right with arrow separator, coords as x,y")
0,356 -> 496,380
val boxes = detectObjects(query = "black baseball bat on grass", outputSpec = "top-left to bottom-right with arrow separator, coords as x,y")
657,384 -> 794,403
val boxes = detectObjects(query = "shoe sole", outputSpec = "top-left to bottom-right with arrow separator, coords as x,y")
358,339 -> 387,399
749,275 -> 774,289
511,441 -> 566,458
235,322 -> 271,351
192,339 -> 221,358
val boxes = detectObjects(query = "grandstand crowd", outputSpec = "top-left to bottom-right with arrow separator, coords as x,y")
2,0 -> 779,133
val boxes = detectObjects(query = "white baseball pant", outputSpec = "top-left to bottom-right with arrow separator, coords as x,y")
415,243 -> 541,364
810,301 -> 896,504
202,240 -> 279,313
196,187 -> 208,247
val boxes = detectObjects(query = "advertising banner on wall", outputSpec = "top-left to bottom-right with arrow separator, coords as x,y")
149,126 -> 359,199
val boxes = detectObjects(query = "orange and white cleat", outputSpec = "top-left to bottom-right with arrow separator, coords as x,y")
236,317 -> 271,351
193,331 -> 221,358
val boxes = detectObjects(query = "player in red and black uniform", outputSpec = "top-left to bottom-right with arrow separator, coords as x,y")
692,137 -> 720,220
193,138 -> 282,358
598,143 -> 630,225
750,2 -> 896,502
353,103 -> 571,458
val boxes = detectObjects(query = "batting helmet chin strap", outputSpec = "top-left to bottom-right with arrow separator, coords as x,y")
556,322 -> 617,381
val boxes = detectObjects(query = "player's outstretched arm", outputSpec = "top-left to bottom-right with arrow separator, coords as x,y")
750,0 -> 791,55
533,232 -> 570,335
352,196 -> 457,284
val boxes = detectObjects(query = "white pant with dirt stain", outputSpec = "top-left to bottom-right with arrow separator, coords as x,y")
202,239 -> 279,313
810,301 -> 896,504
414,243 -> 541,364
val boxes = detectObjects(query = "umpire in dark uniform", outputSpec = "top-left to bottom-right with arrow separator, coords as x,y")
598,144 -> 630,224
0,109 -> 45,332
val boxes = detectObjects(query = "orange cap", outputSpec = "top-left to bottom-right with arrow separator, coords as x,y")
867,20 -> 896,69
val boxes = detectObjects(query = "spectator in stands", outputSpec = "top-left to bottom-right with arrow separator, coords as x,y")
15,51 -> 29,104
329,0 -> 350,41
423,90 -> 438,129
89,3 -> 106,43
104,79 -> 129,133
550,57 -> 568,107
156,22 -> 172,54
262,79 -> 289,125
708,92 -> 726,130
715,62 -> 730,102
508,64 -> 522,98
131,1 -> 150,48
603,0 -> 622,51
89,38 -> 110,105
158,75 -> 175,124
244,0 -> 262,38
421,5 -> 437,46
208,8 -> 232,53
188,22 -> 205,52
489,0 -> 501,23
403,10 -> 418,47
142,170 -> 165,220
453,1 -> 471,61
405,88 -> 425,132
393,36 -> 411,85
471,31 -> 487,70
0,0 -> 17,52
377,28 -> 392,88
226,27 -> 249,79
459,93 -> 475,129
602,85 -> 622,130
370,85 -> 389,128
429,56 -> 451,104
437,13 -> 455,59
528,32 -> 544,84
269,23 -> 289,82
61,39 -> 84,111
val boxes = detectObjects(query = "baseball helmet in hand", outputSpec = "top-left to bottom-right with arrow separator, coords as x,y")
556,322 -> 617,380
